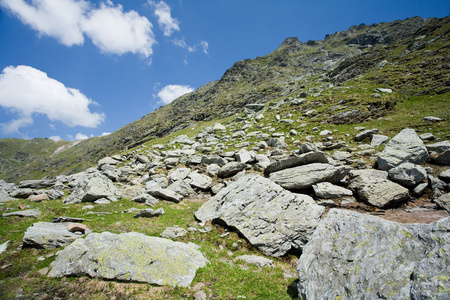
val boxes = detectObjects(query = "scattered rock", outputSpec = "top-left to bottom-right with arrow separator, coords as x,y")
377,128 -> 429,170
439,169 -> 450,182
23,222 -> 90,249
195,174 -> 324,257
147,188 -> 183,203
236,255 -> 273,267
423,116 -> 442,122
167,180 -> 196,197
133,208 -> 165,218
67,223 -> 86,233
297,209 -> 450,300
354,128 -> 378,142
160,227 -> 187,239
217,162 -> 247,178
48,232 -> 209,287
349,169 -> 410,208
370,134 -> 389,146
0,241 -> 9,255
269,163 -> 350,190
131,193 -> 159,206
188,171 -> 212,190
434,193 -> 450,213
419,133 -> 435,141
52,216 -> 87,223
264,151 -> 328,175
64,172 -> 121,204
388,163 -> 427,189
19,178 -> 57,189
312,182 -> 353,199
2,209 -> 41,218
29,194 -> 49,202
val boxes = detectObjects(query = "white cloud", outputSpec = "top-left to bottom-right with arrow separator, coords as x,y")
0,65 -> 105,135
156,84 -> 194,105
173,38 -> 209,55
82,2 -> 156,58
149,0 -> 179,36
0,0 -> 156,59
49,135 -> 62,141
75,133 -> 89,140
101,132 -> 111,136
0,0 -> 88,46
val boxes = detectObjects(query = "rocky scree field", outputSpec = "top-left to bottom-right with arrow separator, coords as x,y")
0,16 -> 450,300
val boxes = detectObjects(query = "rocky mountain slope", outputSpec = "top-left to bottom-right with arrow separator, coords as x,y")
0,16 -> 448,183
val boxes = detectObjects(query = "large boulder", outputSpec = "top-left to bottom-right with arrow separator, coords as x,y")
427,141 -> 450,165
19,178 -> 57,189
147,188 -> 183,203
297,209 -> 450,300
195,174 -> 324,257
377,128 -> 429,170
349,169 -> 410,208
269,163 -> 350,190
64,171 -> 121,204
48,232 -> 208,287
264,151 -> 328,175
23,222 -> 91,249
388,163 -> 427,189
188,171 -> 212,190
217,162 -> 247,178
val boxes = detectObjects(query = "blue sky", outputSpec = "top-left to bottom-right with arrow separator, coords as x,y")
0,0 -> 448,141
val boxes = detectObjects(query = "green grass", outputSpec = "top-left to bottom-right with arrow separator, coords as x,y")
0,195 -> 299,299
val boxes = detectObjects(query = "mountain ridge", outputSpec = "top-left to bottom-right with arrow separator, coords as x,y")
0,15 -> 448,183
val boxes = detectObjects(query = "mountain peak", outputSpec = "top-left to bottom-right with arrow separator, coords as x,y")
275,37 -> 303,52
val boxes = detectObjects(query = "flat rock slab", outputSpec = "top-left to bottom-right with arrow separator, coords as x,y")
195,173 -> 324,257
2,209 -> 41,218
264,151 -> 328,175
377,128 -> 429,170
236,255 -> 273,267
23,222 -> 91,249
269,163 -> 350,190
297,209 -> 450,300
48,232 -> 209,287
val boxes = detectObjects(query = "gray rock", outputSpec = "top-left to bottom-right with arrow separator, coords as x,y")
413,182 -> 429,197
167,180 -> 196,197
23,222 -> 90,249
236,255 -> 273,267
377,128 -> 429,170
213,122 -> 226,131
200,155 -> 227,166
206,164 -> 221,177
133,208 -> 165,218
426,140 -> 450,153
429,175 -> 447,191
97,157 -> 120,168
132,194 -> 159,207
388,163 -> 427,189
2,208 -> 41,218
48,232 -> 209,287
211,183 -> 225,195
439,169 -> 450,182
254,154 -> 271,170
0,187 -> 12,202
19,178 -> 57,189
312,182 -> 353,199
370,134 -> 389,146
300,142 -> 319,153
218,162 -> 247,178
168,167 -> 191,183
434,193 -> 450,212
297,209 -> 450,300
235,149 -> 255,164
354,128 -> 378,142
188,171 -> 212,190
136,154 -> 150,164
332,151 -> 352,161
269,163 -> 350,190
148,188 -> 183,203
195,174 -> 324,257
349,169 -> 410,208
419,133 -> 435,141
170,134 -> 195,145
264,152 -> 328,175
267,137 -> 287,148
9,188 -> 35,199
160,227 -> 187,239
423,116 -> 442,122
431,150 -> 450,166
257,141 -> 269,149
64,172 -> 121,204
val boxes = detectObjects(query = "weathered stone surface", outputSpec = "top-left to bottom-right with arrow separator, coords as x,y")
236,255 -> 273,267
312,182 -> 353,199
147,188 -> 183,203
133,208 -> 165,218
206,164 -> 220,176
264,151 -> 328,175
354,128 -> 378,142
349,169 -> 410,208
131,193 -> 159,207
370,134 -> 389,146
168,167 -> 191,183
332,151 -> 351,161
167,180 -> 196,197
297,209 -> 450,300
97,157 -> 120,168
195,174 -> 324,257
9,188 -> 35,199
430,150 -> 450,166
200,155 -> 227,166
0,187 -> 11,202
388,163 -> 427,189
440,169 -> 450,182
29,194 -> 49,202
2,209 -> 41,218
217,162 -> 247,178
64,172 -> 121,204
269,163 -> 350,190
434,193 -> 450,213
377,128 -> 429,170
188,171 -> 212,190
48,232 -> 208,287
19,178 -> 56,189
23,222 -> 90,249
67,223 -> 86,233
160,227 -> 187,239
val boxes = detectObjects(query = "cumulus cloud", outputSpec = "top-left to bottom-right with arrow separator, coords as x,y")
82,2 -> 156,57
101,132 -> 111,136
75,133 -> 90,140
0,65 -> 105,135
49,135 -> 62,141
149,0 -> 179,36
156,84 -> 194,105
0,0 -> 155,58
0,0 -> 87,46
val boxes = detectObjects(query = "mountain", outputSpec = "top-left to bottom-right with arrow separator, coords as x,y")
0,16 -> 449,183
